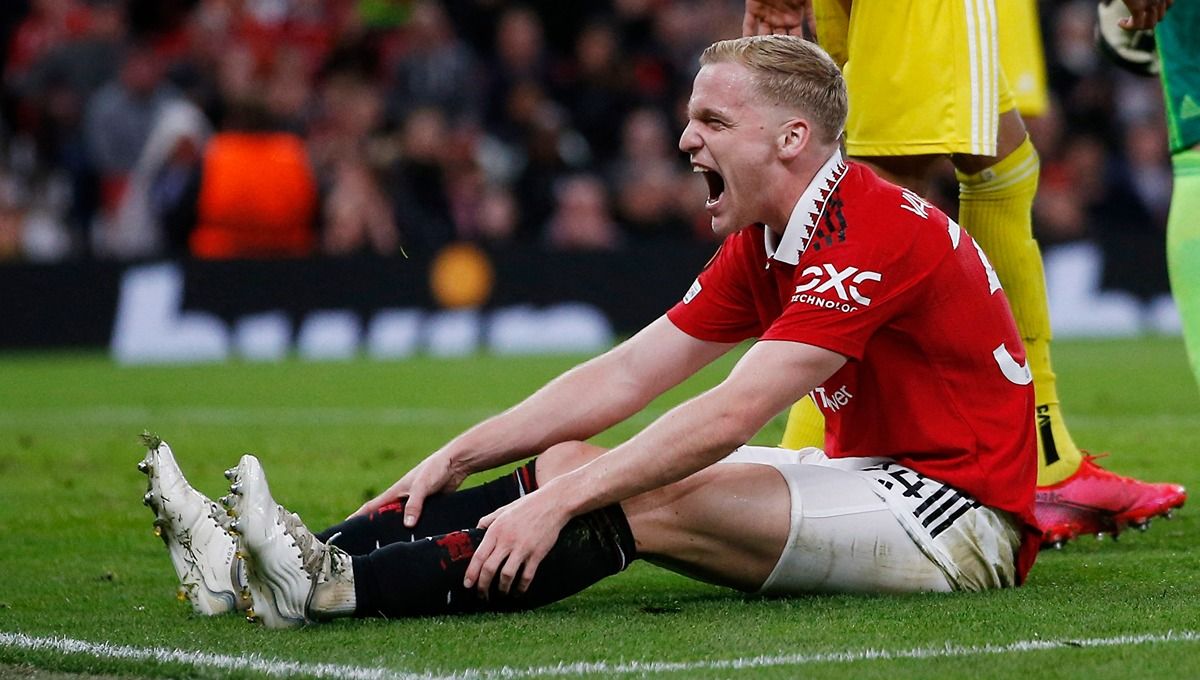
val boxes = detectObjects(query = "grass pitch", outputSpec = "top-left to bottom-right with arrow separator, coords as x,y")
0,338 -> 1198,679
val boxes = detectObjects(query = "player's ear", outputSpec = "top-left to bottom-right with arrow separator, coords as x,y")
778,118 -> 810,160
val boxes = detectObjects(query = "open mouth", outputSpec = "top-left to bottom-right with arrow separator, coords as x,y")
694,165 -> 725,207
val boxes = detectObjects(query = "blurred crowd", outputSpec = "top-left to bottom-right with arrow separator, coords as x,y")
0,0 -> 1175,294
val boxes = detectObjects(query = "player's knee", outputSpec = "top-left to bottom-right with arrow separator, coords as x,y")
535,441 -> 607,482
995,108 -> 1029,153
954,109 -> 1031,174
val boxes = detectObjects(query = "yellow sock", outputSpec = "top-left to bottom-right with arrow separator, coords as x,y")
956,135 -> 1082,486
1024,336 -> 1082,485
780,397 -> 825,449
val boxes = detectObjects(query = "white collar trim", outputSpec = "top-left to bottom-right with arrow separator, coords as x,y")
764,149 -> 848,265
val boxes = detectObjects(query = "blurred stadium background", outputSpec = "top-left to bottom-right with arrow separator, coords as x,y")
0,0 -> 1182,358
2,4 -> 1198,677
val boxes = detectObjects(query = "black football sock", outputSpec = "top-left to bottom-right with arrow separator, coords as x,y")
316,460 -> 539,554
352,504 -> 637,617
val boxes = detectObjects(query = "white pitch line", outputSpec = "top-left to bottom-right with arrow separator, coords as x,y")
0,631 -> 434,680
465,630 -> 1200,678
2,630 -> 1198,680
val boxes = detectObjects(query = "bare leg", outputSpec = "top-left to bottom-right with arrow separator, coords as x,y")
536,441 -> 791,592
344,443 -> 952,618
951,108 -> 1029,175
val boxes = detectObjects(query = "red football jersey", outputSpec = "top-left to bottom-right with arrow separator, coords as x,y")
668,153 -> 1039,581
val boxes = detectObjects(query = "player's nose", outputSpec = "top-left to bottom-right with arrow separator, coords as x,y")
679,120 -> 702,154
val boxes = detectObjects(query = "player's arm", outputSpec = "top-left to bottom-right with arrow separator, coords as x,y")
552,339 -> 846,504
466,338 -> 846,594
353,316 -> 737,520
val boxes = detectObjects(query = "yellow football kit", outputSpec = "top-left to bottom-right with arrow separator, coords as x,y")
813,0 -> 1016,157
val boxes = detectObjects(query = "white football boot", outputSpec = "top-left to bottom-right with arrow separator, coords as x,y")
224,454 -> 355,628
138,433 -> 250,615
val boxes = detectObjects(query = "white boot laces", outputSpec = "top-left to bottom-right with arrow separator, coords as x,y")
278,508 -> 344,582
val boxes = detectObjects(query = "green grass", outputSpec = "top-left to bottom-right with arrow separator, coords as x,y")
0,338 -> 1198,679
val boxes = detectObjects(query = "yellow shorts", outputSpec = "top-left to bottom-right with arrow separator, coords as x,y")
814,0 -> 1039,157
997,0 -> 1049,118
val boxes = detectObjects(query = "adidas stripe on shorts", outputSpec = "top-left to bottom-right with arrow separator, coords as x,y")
718,446 -> 1021,594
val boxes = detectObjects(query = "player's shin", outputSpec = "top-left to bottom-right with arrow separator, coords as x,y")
316,460 -> 539,553
352,505 -> 636,617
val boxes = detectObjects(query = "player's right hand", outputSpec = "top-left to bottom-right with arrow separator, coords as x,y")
351,451 -> 470,525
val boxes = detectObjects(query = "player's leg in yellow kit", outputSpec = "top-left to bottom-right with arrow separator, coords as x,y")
955,124 -> 1072,482
966,0 -> 1073,485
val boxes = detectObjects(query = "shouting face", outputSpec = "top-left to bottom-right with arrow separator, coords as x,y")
679,61 -> 799,238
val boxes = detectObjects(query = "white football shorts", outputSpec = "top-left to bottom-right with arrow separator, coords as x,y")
718,446 -> 1021,594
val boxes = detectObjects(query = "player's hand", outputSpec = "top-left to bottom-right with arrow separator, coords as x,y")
1117,0 -> 1173,29
350,451 -> 469,524
743,0 -> 809,37
464,490 -> 569,597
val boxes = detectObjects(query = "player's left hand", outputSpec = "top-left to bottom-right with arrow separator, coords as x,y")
464,490 -> 569,597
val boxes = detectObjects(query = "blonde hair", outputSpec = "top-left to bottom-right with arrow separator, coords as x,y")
700,35 -> 847,145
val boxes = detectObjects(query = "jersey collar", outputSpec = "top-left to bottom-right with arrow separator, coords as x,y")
764,148 -> 848,265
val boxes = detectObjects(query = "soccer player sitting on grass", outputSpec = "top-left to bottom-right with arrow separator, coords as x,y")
140,35 -> 1040,628
742,0 -> 1185,548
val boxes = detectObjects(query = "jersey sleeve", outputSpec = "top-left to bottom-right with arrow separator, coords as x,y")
667,230 -> 764,343
762,197 -> 948,359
